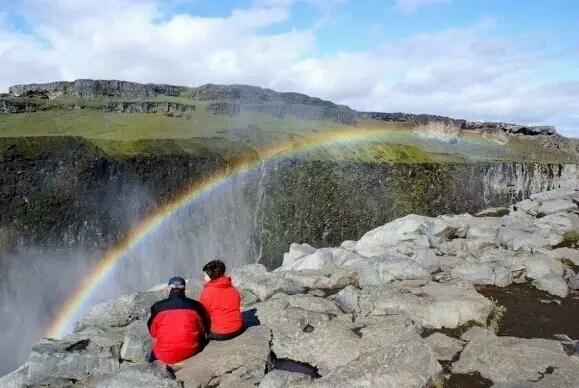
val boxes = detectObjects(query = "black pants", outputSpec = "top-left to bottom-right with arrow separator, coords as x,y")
207,327 -> 245,341
148,350 -> 158,363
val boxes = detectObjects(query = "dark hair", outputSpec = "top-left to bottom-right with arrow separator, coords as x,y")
203,259 -> 226,280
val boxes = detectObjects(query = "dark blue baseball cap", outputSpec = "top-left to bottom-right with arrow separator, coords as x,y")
168,276 -> 186,287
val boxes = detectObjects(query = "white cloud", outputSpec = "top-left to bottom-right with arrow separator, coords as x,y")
394,0 -> 452,13
0,0 -> 578,136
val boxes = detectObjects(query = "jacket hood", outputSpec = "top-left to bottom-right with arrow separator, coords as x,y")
205,275 -> 233,288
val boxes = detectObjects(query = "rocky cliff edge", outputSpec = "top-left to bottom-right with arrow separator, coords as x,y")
3,186 -> 579,387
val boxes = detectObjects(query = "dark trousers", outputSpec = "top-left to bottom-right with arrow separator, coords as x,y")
207,327 -> 245,341
148,350 -> 158,363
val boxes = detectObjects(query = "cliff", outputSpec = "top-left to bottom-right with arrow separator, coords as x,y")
5,80 -> 360,125
3,79 -> 571,139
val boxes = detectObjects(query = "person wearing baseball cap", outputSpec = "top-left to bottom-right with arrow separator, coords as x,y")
147,276 -> 210,364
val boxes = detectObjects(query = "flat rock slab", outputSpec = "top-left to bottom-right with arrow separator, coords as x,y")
26,337 -> 120,385
210,359 -> 269,388
253,295 -> 355,375
95,363 -> 182,388
357,280 -> 494,329
307,334 -> 441,388
176,325 -> 272,388
536,198 -> 578,217
452,328 -> 579,384
258,370 -> 313,388
276,268 -> 359,290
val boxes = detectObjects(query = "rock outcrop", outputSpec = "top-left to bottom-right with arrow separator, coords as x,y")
8,80 -> 186,100
365,112 -> 558,137
3,186 -> 579,387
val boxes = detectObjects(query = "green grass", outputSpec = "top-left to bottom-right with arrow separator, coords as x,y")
0,103 -> 344,139
554,230 -> 579,249
0,97 -> 575,164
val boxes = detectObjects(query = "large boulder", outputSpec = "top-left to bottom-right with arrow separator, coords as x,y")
532,276 -> 569,298
358,255 -> 431,287
283,243 -> 317,267
357,280 -> 494,329
352,214 -> 431,257
451,263 -> 513,287
75,289 -> 181,331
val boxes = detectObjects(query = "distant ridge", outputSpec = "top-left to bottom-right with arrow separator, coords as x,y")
2,79 -> 567,139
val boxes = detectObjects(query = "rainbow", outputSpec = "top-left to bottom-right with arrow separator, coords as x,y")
43,127 -> 431,338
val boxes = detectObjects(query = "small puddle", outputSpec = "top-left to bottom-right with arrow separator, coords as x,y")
270,352 -> 321,378
446,372 -> 493,388
273,359 -> 321,378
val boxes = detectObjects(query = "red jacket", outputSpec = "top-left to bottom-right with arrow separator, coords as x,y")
199,276 -> 243,335
147,291 -> 209,364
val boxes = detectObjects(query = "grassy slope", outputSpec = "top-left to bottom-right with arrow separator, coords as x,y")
0,97 -> 572,164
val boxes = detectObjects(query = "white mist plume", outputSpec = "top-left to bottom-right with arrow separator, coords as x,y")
0,247 -> 97,375
0,168 -> 264,376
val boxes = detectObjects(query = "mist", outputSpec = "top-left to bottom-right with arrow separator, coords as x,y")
0,166 -> 265,376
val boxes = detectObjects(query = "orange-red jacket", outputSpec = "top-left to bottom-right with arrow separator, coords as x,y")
199,276 -> 243,335
147,291 -> 209,364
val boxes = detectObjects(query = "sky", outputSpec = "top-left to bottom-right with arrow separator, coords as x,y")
0,0 -> 578,136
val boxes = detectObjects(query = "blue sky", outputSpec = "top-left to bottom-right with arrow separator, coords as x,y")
0,0 -> 578,135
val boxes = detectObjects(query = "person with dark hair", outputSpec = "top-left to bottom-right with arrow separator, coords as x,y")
199,259 -> 244,340
147,276 -> 210,364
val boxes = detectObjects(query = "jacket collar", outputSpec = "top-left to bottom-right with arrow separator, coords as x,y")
205,275 -> 232,288
168,290 -> 186,299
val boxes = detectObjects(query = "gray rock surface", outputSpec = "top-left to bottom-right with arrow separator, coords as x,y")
120,321 -> 152,363
232,272 -> 305,301
423,332 -> 465,361
6,186 -> 579,387
26,338 -> 120,385
453,328 -> 579,384
96,363 -> 182,388
309,334 -> 441,388
258,370 -> 313,388
357,280 -> 494,329
176,326 -> 272,387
